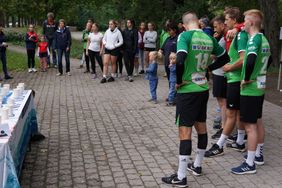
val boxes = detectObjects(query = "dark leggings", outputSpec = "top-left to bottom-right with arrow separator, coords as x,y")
124,51 -> 135,76
84,49 -> 90,71
27,49 -> 35,68
88,50 -> 103,74
116,51 -> 123,74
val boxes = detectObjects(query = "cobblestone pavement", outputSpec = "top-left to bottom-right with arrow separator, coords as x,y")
4,59 -> 282,188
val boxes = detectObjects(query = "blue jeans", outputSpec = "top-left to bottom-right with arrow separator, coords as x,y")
47,38 -> 57,66
139,49 -> 144,71
57,49 -> 70,74
168,81 -> 176,103
149,79 -> 158,100
0,51 -> 9,77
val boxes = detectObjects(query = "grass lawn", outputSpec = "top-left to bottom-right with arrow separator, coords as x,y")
3,50 -> 40,72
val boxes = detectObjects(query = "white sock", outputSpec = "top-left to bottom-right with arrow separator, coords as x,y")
216,134 -> 227,148
194,149 -> 206,167
246,151 -> 255,166
103,75 -> 107,78
111,73 -> 116,77
255,143 -> 264,157
177,155 -> 188,180
236,129 -> 245,145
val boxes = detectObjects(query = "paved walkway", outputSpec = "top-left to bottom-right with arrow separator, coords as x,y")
5,47 -> 282,188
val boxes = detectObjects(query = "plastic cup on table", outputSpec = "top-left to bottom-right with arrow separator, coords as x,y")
18,83 -> 25,89
3,84 -> 10,90
13,88 -> 20,99
17,86 -> 24,95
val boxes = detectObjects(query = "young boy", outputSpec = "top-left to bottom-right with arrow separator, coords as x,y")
145,51 -> 161,104
167,52 -> 177,106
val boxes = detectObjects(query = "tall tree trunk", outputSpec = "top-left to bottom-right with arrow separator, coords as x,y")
0,12 -> 4,26
11,16 -> 16,27
258,0 -> 280,66
5,15 -> 9,27
18,16 -> 21,27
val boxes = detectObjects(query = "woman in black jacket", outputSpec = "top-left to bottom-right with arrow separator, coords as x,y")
0,25 -> 13,80
122,19 -> 138,82
53,19 -> 72,76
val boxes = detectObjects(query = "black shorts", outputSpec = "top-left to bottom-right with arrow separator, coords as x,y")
176,91 -> 209,127
226,82 -> 240,110
105,48 -> 120,57
39,52 -> 48,58
144,47 -> 156,52
240,95 -> 264,123
212,74 -> 227,98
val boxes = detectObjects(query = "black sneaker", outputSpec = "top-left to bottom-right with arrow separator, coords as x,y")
204,144 -> 224,158
107,77 -> 115,82
244,154 -> 264,165
211,128 -> 223,139
5,75 -> 13,80
100,77 -> 107,84
161,173 -> 187,187
213,119 -> 221,129
227,133 -> 237,142
139,70 -> 144,74
187,163 -> 202,176
226,142 -> 245,152
129,76 -> 133,82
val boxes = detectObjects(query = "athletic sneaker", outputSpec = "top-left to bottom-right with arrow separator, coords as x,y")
133,73 -> 138,77
161,173 -> 187,187
244,154 -> 264,165
124,76 -> 129,81
227,134 -> 248,142
129,76 -> 134,82
28,68 -> 32,73
32,68 -> 37,72
100,77 -> 107,84
92,74 -> 97,79
107,77 -> 115,82
211,128 -> 223,139
67,72 -> 71,76
139,70 -> 144,74
213,119 -> 221,129
231,162 -> 256,175
226,142 -> 245,152
56,73 -> 62,76
187,163 -> 202,176
204,144 -> 224,157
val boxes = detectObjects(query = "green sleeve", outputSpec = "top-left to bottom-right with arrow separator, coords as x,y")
211,37 -> 225,57
247,35 -> 261,55
237,31 -> 248,52
177,32 -> 191,53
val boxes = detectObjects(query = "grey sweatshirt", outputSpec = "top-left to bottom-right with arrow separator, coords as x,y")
143,30 -> 157,49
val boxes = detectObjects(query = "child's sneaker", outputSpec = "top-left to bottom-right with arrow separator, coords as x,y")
28,68 -> 32,73
92,74 -> 97,79
32,68 -> 37,72
100,77 -> 107,84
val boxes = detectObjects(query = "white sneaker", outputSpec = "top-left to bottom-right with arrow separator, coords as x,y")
32,68 -> 37,72
133,73 -> 138,77
56,73 -> 62,76
28,68 -> 32,73
67,72 -> 71,76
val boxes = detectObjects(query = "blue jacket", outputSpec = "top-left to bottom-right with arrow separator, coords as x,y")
53,27 -> 72,50
169,64 -> 176,83
161,35 -> 178,66
145,62 -> 158,80
0,32 -> 6,53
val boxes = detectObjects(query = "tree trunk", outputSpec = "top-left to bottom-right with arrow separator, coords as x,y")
17,16 -> 21,27
258,0 -> 280,66
0,12 -> 4,26
5,15 -> 9,27
11,16 -> 16,27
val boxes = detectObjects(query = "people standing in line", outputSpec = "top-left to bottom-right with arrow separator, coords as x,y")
143,22 -> 157,68
82,22 -> 92,73
145,51 -> 161,104
138,22 -> 146,74
0,25 -> 13,80
159,21 -> 178,83
116,20 -> 126,77
167,52 -> 177,106
25,24 -> 38,73
161,12 -> 230,187
37,35 -> 49,72
86,23 -> 104,79
123,19 -> 138,82
101,20 -> 123,83
43,12 -> 58,68
53,19 -> 72,76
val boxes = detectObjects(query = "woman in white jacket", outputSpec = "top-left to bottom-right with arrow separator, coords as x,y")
101,20 -> 123,83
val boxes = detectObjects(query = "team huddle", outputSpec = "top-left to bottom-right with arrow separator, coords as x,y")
161,8 -> 271,188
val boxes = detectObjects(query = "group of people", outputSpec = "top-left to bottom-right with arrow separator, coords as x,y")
160,8 -> 271,188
